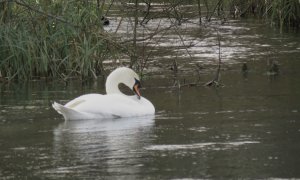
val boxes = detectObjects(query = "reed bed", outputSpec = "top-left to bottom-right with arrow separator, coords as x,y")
225,0 -> 300,30
0,1 -> 117,80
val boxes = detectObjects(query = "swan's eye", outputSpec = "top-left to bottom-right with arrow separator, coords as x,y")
134,78 -> 141,88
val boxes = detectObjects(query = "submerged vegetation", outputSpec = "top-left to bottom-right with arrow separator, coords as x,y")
0,0 -> 299,81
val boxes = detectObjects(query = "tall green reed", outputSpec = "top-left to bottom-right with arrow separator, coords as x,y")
267,0 -> 300,31
0,0 -> 116,81
225,0 -> 300,30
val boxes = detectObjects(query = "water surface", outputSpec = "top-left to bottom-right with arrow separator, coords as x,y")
1,19 -> 300,179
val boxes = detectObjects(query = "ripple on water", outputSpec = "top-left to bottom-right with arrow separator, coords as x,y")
188,127 -> 210,133
41,165 -> 90,178
145,141 -> 260,151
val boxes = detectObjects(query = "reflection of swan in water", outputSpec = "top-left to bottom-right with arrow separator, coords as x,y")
51,116 -> 154,176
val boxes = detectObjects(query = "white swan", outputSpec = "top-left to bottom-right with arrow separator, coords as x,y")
52,67 -> 155,120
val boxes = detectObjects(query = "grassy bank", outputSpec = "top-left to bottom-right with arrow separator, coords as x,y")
0,1 -> 123,81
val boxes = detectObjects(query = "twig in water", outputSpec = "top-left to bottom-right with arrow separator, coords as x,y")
172,57 -> 181,89
205,31 -> 224,87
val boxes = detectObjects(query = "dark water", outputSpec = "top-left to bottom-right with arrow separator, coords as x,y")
1,18 -> 300,179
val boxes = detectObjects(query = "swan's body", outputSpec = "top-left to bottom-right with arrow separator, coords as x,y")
52,67 -> 155,120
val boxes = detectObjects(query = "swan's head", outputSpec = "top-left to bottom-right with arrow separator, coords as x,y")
106,67 -> 142,99
132,78 -> 142,99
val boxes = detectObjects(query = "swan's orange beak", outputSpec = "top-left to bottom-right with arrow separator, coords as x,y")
133,78 -> 141,99
133,84 -> 141,99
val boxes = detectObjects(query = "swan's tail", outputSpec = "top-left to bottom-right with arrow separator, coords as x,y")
52,102 -> 87,120
52,102 -> 64,115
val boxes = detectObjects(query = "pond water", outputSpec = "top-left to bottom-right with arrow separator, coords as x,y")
1,18 -> 300,179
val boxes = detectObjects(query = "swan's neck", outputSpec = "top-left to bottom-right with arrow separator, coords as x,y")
106,79 -> 122,95
105,67 -> 137,95
105,71 -> 125,95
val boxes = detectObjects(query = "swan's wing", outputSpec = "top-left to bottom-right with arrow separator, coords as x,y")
53,94 -> 154,120
65,99 -> 86,109
53,101 -> 120,120
64,94 -> 102,108
63,94 -> 138,116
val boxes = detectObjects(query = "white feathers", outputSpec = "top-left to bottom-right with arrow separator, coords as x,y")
52,67 -> 155,120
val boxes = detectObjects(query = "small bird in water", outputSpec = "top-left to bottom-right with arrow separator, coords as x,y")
101,16 -> 110,26
267,60 -> 279,76
242,62 -> 248,73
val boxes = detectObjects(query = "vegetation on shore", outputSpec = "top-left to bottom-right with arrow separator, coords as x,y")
226,0 -> 300,31
0,1 -> 124,80
0,0 -> 299,81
